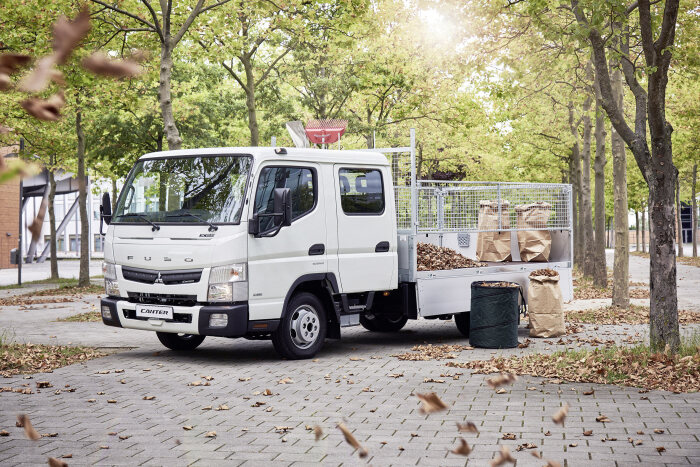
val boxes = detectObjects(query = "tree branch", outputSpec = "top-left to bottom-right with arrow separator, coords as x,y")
172,0 -> 205,46
255,48 -> 290,88
90,0 -> 160,38
222,60 -> 249,93
138,0 -> 165,43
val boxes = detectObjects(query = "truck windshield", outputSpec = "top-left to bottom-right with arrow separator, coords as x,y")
113,155 -> 252,225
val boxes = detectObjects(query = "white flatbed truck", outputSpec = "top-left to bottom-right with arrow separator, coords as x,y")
99,130 -> 573,359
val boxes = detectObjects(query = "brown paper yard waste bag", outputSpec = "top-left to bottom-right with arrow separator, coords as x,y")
476,200 -> 511,262
528,273 -> 565,337
515,202 -> 552,262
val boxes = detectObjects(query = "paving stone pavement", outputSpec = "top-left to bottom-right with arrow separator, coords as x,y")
1,291 -> 699,466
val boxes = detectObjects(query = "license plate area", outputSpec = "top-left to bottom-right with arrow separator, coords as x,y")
135,304 -> 174,320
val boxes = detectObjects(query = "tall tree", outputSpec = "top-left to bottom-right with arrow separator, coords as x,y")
91,0 -> 232,150
592,75 -> 607,288
571,0 -> 681,351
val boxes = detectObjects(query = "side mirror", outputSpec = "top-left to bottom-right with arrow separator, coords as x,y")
249,188 -> 292,238
100,193 -> 112,235
273,188 -> 292,227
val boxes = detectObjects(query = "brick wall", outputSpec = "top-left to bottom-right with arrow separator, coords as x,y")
0,147 -> 20,269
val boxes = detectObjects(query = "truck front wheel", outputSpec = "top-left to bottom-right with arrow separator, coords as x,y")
360,313 -> 408,332
272,292 -> 327,359
156,332 -> 205,351
454,312 -> 470,337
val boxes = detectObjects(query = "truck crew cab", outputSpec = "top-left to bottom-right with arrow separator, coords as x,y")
100,139 -> 574,359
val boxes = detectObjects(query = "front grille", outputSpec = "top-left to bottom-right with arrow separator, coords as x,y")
127,292 -> 198,307
123,309 -> 192,323
122,266 -> 202,285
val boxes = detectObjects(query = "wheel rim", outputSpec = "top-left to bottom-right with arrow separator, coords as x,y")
289,305 -> 320,349
176,333 -> 195,340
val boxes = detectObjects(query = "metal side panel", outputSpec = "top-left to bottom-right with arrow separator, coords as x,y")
417,263 -> 573,318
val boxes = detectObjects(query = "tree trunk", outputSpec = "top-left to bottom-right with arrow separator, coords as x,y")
693,164 -> 697,257
581,95 -> 595,278
159,44 -> 182,151
568,102 -> 583,269
676,178 -> 683,257
635,211 -> 640,251
593,86 -> 607,288
111,178 -> 117,211
76,104 -> 90,288
610,66 -> 629,308
647,145 -> 679,351
241,55 -> 260,146
48,167 -> 58,279
642,205 -> 647,253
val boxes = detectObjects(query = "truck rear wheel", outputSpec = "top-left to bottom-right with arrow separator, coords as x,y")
272,292 -> 327,360
156,332 -> 205,351
454,312 -> 470,337
360,313 -> 408,332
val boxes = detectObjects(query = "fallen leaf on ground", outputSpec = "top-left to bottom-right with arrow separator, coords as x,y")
583,389 -> 595,395
143,396 -> 155,401
551,404 -> 569,426
263,389 -> 273,396
516,443 -> 537,451
457,422 -> 479,433
656,446 -> 666,452
583,430 -> 593,436
654,428 -> 664,434
596,415 -> 611,423
239,377 -> 251,381
502,433 -> 516,440
118,435 -> 130,440
490,445 -> 515,466
48,458 -> 67,467
204,431 -> 216,438
496,388 -> 507,394
569,442 -> 578,447
182,426 -> 193,431
0,430 -> 8,436
278,377 -> 293,384
450,438 -> 472,456
17,414 -> 40,440
41,432 -> 58,437
214,404 -> 229,411
416,392 -> 448,414
337,422 -> 368,458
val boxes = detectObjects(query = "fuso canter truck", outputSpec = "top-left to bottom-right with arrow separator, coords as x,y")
99,132 -> 574,359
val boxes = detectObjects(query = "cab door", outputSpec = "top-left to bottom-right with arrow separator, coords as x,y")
247,163 -> 326,320
334,165 -> 397,293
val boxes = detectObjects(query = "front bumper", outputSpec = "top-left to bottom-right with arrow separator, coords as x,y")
100,297 -> 269,337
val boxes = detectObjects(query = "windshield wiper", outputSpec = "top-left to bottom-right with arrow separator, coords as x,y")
116,213 -> 160,231
166,212 -> 218,232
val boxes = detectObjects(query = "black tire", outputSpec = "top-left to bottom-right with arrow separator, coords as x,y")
454,312 -> 470,337
272,292 -> 327,360
360,313 -> 408,333
156,332 -> 205,351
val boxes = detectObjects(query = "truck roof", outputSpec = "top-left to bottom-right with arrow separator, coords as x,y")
138,147 -> 390,166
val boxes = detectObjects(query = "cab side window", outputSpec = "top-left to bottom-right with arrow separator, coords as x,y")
339,168 -> 384,215
254,166 -> 316,230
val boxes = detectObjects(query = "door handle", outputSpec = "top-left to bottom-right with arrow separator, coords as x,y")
308,243 -> 325,256
375,241 -> 390,253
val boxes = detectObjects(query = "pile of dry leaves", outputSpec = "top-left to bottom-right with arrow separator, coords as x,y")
393,343 -> 474,361
0,342 -> 105,377
0,296 -> 74,307
417,243 -> 486,271
447,346 -> 700,393
567,305 -> 700,325
56,311 -> 102,323
530,268 -> 558,277
574,281 -> 650,300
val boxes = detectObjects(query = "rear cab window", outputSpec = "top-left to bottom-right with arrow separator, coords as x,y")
338,168 -> 385,215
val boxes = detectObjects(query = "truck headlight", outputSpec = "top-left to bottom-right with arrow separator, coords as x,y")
103,262 -> 120,297
208,263 -> 248,302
